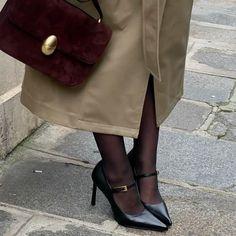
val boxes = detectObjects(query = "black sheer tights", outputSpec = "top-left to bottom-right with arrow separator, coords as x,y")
132,75 -> 162,204
93,75 -> 161,214
92,133 -> 144,214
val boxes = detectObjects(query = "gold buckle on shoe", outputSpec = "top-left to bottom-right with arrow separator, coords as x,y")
111,182 -> 136,193
113,185 -> 128,192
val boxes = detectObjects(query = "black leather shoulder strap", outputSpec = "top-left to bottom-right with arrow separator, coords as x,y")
91,0 -> 103,20
76,0 -> 103,20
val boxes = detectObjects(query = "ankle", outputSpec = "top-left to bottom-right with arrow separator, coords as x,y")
134,161 -> 157,176
103,166 -> 134,187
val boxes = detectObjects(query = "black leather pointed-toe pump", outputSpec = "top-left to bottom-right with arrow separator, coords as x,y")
127,149 -> 172,227
91,160 -> 168,232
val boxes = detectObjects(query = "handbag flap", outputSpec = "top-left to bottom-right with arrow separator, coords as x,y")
7,0 -> 112,64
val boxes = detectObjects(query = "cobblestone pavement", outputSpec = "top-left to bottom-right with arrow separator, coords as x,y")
0,0 -> 236,235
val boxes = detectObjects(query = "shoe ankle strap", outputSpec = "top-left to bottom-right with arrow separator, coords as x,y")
135,170 -> 159,179
111,182 -> 136,193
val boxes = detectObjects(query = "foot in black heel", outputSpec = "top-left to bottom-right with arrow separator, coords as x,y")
91,160 -> 168,232
127,149 -> 172,227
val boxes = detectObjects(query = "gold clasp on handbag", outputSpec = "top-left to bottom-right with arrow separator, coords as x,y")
41,35 -> 57,56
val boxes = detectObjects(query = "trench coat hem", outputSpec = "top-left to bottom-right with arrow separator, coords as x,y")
20,90 -> 141,138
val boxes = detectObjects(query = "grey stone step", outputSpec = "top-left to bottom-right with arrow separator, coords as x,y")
162,99 -> 212,131
186,39 -> 236,79
0,206 -> 32,236
0,85 -> 43,160
0,205 -> 114,236
183,71 -> 235,106
0,152 -> 235,236
190,20 -> 236,44
18,123 -> 236,192
192,0 -> 236,27
156,128 -> 236,192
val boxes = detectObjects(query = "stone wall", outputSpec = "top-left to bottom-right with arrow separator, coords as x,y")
0,0 -> 44,159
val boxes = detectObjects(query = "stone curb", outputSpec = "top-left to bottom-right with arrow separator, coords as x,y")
0,202 -> 136,236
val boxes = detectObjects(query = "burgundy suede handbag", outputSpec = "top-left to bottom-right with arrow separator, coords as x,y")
0,0 -> 112,87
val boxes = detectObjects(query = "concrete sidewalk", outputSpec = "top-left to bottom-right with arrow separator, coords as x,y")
0,0 -> 236,235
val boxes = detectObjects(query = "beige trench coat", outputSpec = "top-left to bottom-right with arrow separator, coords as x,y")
20,0 -> 193,138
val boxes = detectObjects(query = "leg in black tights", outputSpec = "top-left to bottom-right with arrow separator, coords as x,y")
133,74 -> 162,204
92,133 -> 144,214
92,74 -> 160,214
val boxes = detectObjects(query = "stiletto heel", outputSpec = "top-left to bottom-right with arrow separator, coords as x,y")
91,160 -> 168,231
127,148 -> 172,227
91,182 -> 97,206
